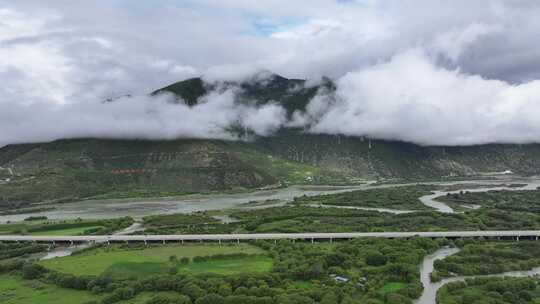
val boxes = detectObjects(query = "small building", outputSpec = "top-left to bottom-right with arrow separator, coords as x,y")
330,274 -> 350,283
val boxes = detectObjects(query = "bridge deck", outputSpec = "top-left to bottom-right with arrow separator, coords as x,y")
0,231 -> 539,243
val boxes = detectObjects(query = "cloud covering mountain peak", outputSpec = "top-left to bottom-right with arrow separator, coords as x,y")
3,1 -> 540,147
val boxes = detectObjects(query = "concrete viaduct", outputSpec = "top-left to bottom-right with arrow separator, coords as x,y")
0,231 -> 539,245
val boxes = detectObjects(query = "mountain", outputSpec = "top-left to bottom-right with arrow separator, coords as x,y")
2,73 -> 540,210
151,72 -> 333,115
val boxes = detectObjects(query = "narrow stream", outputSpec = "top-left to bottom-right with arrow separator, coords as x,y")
414,247 -> 540,304
40,244 -> 90,260
418,179 -> 540,213
307,203 -> 415,214
40,221 -> 145,260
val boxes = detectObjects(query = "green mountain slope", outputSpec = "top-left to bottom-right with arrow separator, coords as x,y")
257,129 -> 540,178
0,138 -> 351,210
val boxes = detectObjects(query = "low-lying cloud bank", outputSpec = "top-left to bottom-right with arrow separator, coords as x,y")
3,49 -> 540,147
302,49 -> 540,146
0,89 -> 287,147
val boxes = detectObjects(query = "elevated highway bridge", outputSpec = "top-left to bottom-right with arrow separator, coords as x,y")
1,231 -> 539,245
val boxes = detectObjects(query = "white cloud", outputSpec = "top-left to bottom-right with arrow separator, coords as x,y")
307,49 -> 540,146
2,1 -> 540,146
0,89 -> 290,147
271,19 -> 344,40
242,103 -> 287,136
432,23 -> 502,61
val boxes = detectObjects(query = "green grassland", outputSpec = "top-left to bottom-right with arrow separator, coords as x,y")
40,244 -> 271,278
180,255 -> 272,275
0,274 -> 180,304
0,274 -> 102,304
377,282 -> 407,296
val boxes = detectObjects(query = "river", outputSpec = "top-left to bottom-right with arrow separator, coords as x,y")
3,177 -> 540,223
414,247 -> 540,304
0,185 -> 369,223
418,179 -> 540,213
39,221 -> 145,260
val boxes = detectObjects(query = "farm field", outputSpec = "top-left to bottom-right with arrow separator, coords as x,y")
40,244 -> 272,277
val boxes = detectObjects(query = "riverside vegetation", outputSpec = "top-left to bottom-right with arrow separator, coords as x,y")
437,276 -> 540,304
4,238 -> 540,303
0,217 -> 134,236
1,238 -> 445,304
426,240 -> 540,303
432,241 -> 540,279
437,189 -> 540,213
136,184 -> 540,235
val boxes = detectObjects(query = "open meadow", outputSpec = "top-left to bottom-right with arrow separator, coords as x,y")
40,244 -> 272,278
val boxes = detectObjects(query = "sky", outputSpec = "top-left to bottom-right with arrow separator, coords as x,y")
2,0 -> 540,146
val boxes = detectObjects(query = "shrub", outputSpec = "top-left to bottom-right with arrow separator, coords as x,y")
22,263 -> 47,279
